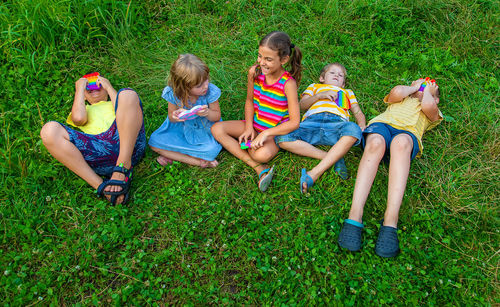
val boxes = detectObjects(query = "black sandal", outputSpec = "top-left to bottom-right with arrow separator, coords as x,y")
96,163 -> 133,205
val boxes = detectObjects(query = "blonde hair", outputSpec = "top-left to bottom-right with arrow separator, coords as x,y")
319,63 -> 347,86
168,54 -> 210,108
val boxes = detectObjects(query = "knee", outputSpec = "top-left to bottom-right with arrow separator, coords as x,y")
391,135 -> 413,154
40,121 -> 63,146
252,149 -> 274,163
364,135 -> 386,154
210,122 -> 224,137
117,90 -> 140,108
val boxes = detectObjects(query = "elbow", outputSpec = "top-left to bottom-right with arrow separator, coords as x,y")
387,86 -> 406,103
71,115 -> 87,126
213,115 -> 221,122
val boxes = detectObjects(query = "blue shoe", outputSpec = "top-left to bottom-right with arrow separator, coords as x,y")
375,223 -> 400,258
258,165 -> 275,192
334,158 -> 349,180
338,219 -> 364,251
300,168 -> 314,194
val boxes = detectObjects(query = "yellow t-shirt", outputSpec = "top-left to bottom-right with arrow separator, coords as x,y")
66,101 -> 115,135
369,96 -> 443,157
301,83 -> 358,121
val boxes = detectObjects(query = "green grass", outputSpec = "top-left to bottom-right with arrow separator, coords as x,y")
0,0 -> 498,304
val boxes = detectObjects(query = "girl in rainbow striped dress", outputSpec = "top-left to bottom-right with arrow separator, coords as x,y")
211,31 -> 302,192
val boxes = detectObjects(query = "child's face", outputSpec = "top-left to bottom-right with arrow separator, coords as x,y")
257,45 -> 288,76
320,65 -> 345,87
190,78 -> 209,97
84,87 -> 108,104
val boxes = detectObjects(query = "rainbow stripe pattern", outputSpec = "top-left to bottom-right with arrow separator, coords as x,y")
418,77 -> 436,92
252,71 -> 292,132
83,72 -> 101,91
336,89 -> 351,110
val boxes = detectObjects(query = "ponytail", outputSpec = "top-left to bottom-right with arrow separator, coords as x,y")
288,45 -> 302,85
258,31 -> 303,84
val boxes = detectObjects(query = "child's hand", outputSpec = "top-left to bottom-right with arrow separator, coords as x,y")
238,128 -> 256,144
97,76 -> 112,91
196,105 -> 209,117
424,81 -> 439,97
251,130 -> 269,149
75,78 -> 88,91
411,78 -> 425,89
320,90 -> 338,101
172,108 -> 187,122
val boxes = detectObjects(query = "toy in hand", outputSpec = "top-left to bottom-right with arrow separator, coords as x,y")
83,72 -> 101,91
336,89 -> 351,110
418,77 -> 436,92
177,105 -> 204,120
240,140 -> 252,149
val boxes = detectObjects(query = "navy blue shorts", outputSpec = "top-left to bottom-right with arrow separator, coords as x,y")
60,88 -> 146,176
276,112 -> 362,146
362,122 -> 419,160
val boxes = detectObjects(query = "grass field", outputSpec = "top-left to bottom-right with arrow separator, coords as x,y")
0,0 -> 498,304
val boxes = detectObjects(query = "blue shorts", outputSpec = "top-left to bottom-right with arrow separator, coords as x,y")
362,122 -> 420,160
276,112 -> 362,146
60,88 -> 146,176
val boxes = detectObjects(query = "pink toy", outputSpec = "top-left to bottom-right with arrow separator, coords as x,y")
177,105 -> 204,120
83,72 -> 101,91
240,140 -> 252,149
418,77 -> 436,92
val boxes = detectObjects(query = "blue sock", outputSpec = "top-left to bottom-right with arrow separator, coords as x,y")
345,219 -> 364,228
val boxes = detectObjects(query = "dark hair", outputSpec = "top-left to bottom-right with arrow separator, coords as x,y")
168,54 -> 210,108
256,31 -> 302,84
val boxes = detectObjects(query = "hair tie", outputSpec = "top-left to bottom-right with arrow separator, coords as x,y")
290,43 -> 295,49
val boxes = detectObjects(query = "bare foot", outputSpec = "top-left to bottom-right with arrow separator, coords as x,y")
200,159 -> 219,168
157,156 -> 173,166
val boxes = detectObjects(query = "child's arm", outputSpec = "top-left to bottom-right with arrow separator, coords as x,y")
421,82 -> 441,122
168,102 -> 186,123
350,104 -> 366,130
98,76 -> 117,104
299,90 -> 338,110
238,66 -> 258,143
71,78 -> 89,126
196,101 -> 221,122
386,79 -> 425,103
251,79 -> 301,148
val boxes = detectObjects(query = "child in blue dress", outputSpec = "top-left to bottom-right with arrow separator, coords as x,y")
149,54 -> 222,167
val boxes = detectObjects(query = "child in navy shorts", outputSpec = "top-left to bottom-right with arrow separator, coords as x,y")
338,78 -> 442,257
40,74 -> 146,204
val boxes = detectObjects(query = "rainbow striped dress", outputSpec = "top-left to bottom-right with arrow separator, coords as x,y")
252,71 -> 293,132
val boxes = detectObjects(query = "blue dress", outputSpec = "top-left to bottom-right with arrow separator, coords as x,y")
148,83 -> 222,161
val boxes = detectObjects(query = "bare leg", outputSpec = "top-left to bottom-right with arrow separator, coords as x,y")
279,140 -> 328,160
211,121 -> 269,175
383,134 -> 413,227
150,146 -> 218,168
299,136 -> 357,193
106,90 -> 143,202
348,134 -> 386,223
40,121 -> 103,189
